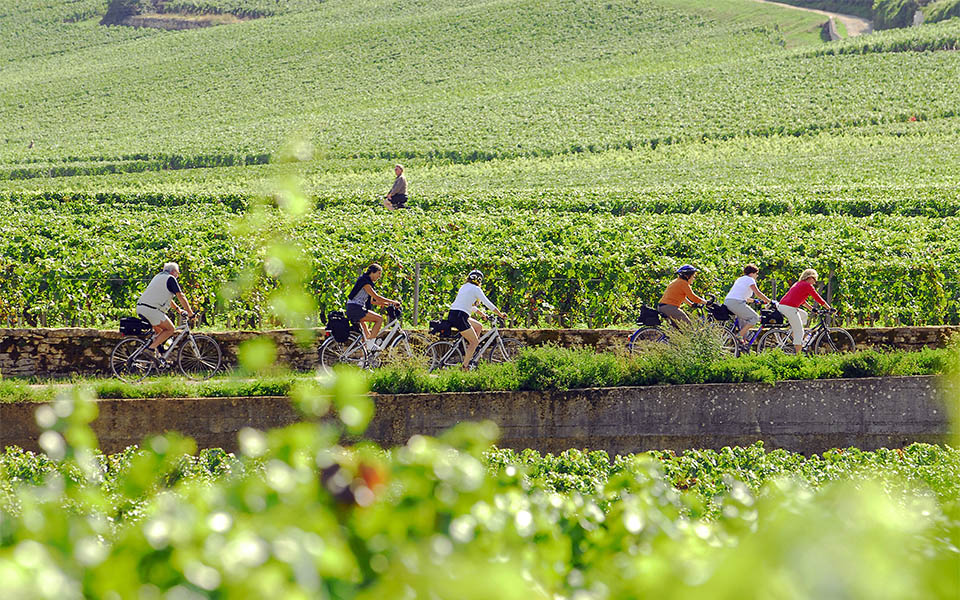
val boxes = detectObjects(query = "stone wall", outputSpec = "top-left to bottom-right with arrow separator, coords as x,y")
0,325 -> 957,378
2,376 -> 954,456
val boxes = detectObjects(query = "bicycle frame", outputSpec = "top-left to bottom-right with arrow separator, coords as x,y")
325,308 -> 411,367
131,313 -> 198,363
437,318 -> 507,367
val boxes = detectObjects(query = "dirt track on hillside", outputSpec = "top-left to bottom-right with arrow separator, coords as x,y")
753,0 -> 874,36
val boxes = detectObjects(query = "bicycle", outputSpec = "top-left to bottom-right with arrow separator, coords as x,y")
425,315 -> 522,372
757,306 -> 856,355
628,300 -> 739,356
319,305 -> 413,371
111,311 -> 222,383
716,300 -> 789,355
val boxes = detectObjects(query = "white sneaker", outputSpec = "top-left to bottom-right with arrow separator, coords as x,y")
365,339 -> 379,352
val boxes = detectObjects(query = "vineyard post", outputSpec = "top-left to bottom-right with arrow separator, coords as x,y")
827,268 -> 835,305
412,262 -> 421,326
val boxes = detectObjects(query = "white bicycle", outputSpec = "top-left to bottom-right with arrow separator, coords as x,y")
425,315 -> 522,372
319,305 -> 413,370
111,311 -> 222,383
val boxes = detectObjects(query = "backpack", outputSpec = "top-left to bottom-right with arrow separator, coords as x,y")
636,305 -> 661,326
761,308 -> 785,326
429,319 -> 454,338
325,311 -> 355,343
707,303 -> 732,322
119,316 -> 152,337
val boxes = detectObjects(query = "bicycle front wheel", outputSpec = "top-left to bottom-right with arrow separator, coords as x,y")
426,340 -> 464,372
813,328 -> 856,355
178,335 -> 222,380
758,328 -> 794,354
111,337 -> 154,383
320,332 -> 368,371
627,326 -> 666,353
487,336 -> 523,363
372,332 -> 414,368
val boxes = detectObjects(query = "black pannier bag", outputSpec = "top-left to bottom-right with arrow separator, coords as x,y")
761,307 -> 785,326
429,319 -> 454,337
119,316 -> 152,336
636,305 -> 661,326
325,311 -> 353,343
707,303 -> 732,322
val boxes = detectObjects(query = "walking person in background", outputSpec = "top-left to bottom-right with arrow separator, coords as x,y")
658,264 -> 706,328
136,262 -> 194,362
383,164 -> 408,210
346,263 -> 401,351
777,268 -> 833,355
724,264 -> 774,341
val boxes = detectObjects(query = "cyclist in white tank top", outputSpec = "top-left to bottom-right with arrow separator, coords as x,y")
136,262 -> 194,356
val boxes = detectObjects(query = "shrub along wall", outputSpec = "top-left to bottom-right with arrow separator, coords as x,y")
0,326 -> 958,378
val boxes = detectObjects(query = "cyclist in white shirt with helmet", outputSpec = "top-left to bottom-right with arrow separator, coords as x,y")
136,262 -> 194,360
447,269 -> 506,370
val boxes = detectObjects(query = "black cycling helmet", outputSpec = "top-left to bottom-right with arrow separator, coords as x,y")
676,264 -> 698,276
467,269 -> 484,284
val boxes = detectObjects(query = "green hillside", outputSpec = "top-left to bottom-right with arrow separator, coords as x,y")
2,0 -> 960,328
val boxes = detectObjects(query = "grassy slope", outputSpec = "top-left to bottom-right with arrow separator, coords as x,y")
0,0 -> 856,165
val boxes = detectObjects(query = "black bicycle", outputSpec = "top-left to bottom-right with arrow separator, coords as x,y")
757,306 -> 855,354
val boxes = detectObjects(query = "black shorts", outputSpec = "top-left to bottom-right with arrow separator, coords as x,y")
390,194 -> 407,208
345,303 -> 368,323
447,309 -> 471,332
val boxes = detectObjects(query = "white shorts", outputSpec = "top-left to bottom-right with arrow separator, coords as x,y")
137,305 -> 170,327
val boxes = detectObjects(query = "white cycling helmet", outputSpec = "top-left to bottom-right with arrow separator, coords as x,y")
467,269 -> 484,284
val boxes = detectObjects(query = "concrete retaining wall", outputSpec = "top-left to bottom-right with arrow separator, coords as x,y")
2,376 -> 953,456
1,326 -> 957,378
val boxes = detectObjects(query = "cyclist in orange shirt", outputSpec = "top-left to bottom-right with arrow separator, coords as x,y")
658,265 -> 706,327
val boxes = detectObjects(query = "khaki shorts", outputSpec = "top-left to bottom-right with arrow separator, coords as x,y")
137,305 -> 170,327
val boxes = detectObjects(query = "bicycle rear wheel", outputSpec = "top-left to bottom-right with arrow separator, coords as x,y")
627,326 -> 666,353
758,328 -> 794,354
487,336 -> 523,363
320,332 -> 368,371
717,327 -> 740,357
426,340 -> 464,372
178,335 -> 222,380
813,328 -> 856,354
111,337 -> 154,383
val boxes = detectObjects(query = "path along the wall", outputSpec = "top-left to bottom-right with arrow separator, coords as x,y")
2,376 -> 954,456
0,326 -> 956,378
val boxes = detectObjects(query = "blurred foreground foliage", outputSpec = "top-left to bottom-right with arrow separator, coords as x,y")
0,381 -> 958,599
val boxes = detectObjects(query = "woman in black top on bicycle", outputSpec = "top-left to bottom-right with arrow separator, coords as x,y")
345,264 -> 400,351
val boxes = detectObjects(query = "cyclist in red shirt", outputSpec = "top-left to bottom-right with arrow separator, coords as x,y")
777,268 -> 833,355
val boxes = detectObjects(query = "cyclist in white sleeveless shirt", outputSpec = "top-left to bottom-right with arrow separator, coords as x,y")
447,269 -> 506,370
136,262 -> 194,358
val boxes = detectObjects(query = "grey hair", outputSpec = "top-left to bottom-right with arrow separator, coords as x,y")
163,262 -> 180,274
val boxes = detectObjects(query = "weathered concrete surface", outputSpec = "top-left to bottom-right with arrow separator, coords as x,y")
2,377 -> 953,455
1,326 -> 958,378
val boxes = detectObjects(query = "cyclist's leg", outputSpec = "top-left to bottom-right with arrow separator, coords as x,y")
359,311 -> 384,340
725,299 -> 759,338
139,308 -> 174,351
460,326 -> 480,368
778,305 -> 804,354
658,303 -> 689,330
